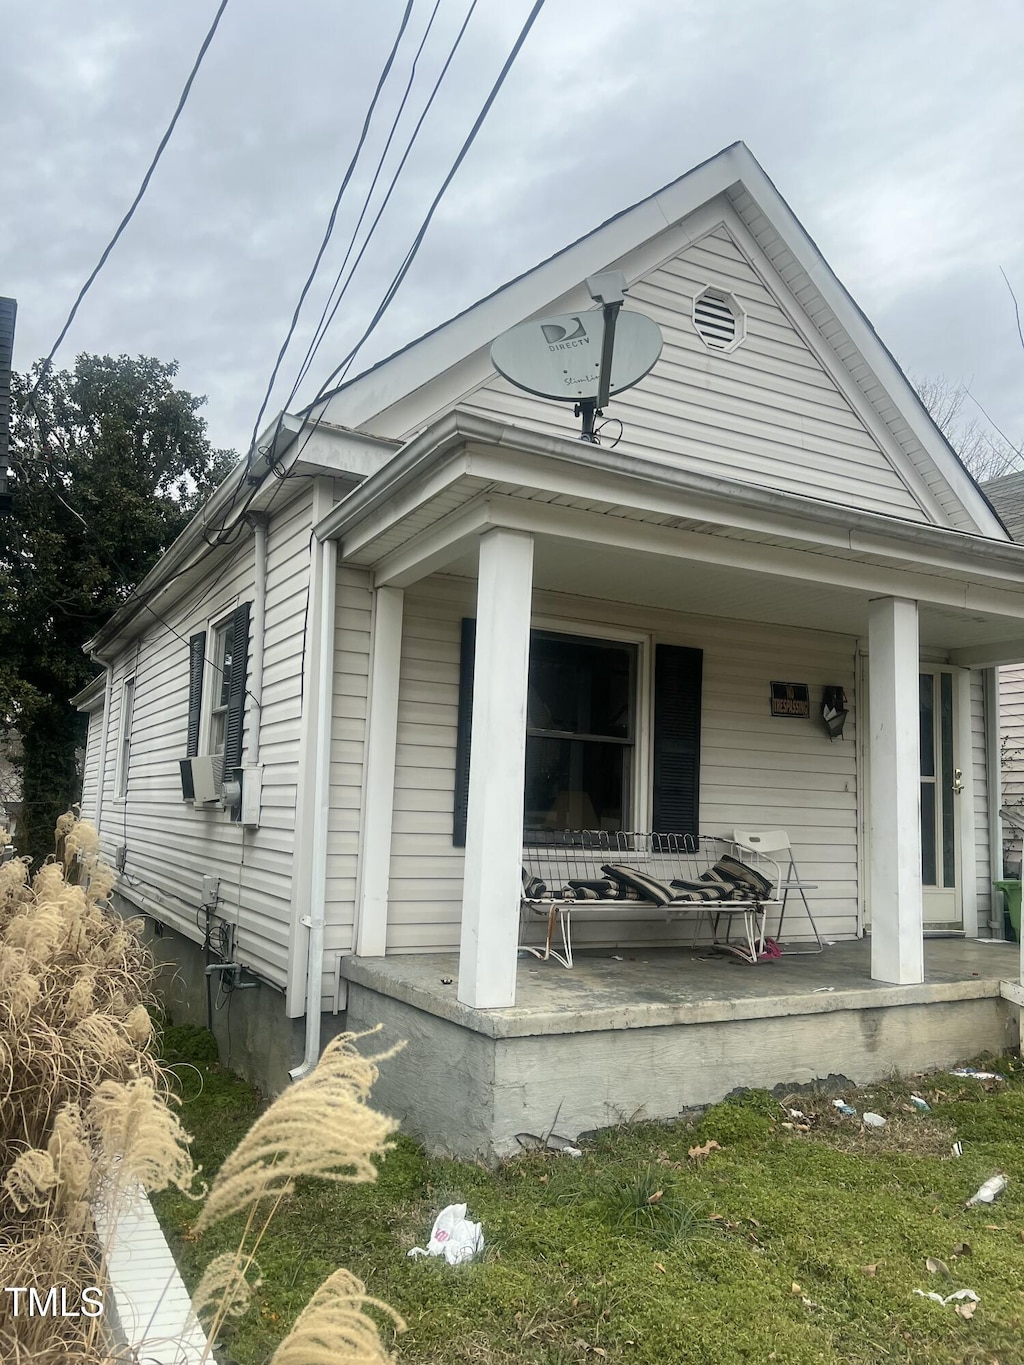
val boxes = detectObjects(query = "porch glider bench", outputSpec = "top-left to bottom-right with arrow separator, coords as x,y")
520,831 -> 782,968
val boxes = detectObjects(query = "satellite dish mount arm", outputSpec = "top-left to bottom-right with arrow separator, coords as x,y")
576,271 -> 627,443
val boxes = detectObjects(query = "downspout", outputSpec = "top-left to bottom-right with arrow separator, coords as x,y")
246,516 -> 268,767
92,657 -> 114,838
289,534 -> 337,1080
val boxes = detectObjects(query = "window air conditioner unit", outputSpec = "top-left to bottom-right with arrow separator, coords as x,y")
179,755 -> 220,804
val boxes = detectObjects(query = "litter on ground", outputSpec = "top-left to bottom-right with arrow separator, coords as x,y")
966,1174 -> 1008,1208
862,1112 -> 886,1129
950,1068 -> 1004,1081
408,1204 -> 484,1265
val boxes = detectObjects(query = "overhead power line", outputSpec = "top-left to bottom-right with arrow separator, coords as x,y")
236,0 -> 418,495
21,0 -> 231,414
291,0 -> 480,400
290,0 -> 547,475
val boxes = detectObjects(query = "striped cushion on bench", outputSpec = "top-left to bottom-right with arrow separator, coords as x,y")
668,877 -> 749,903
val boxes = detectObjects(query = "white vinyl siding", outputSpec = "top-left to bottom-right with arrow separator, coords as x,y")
79,704 -> 105,822
999,663 -> 1024,868
378,573 -> 858,953
449,225 -> 927,523
95,486 -> 318,988
321,565 -> 374,990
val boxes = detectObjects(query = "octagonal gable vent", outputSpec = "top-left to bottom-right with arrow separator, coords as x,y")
692,287 -> 745,353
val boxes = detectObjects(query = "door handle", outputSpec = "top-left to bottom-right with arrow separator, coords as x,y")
953,767 -> 964,795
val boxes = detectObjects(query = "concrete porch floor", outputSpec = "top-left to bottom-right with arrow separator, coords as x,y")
341,941 -> 1023,1158
343,938 -> 1022,1037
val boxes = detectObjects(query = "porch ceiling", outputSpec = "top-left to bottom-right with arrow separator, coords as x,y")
323,413 -> 1024,660
438,536 -> 1012,651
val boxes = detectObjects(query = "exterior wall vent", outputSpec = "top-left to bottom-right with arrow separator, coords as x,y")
692,287 -> 745,353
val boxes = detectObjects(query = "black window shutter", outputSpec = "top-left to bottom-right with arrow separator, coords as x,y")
453,617 -> 476,847
223,602 -> 251,773
652,644 -> 702,837
186,632 -> 206,757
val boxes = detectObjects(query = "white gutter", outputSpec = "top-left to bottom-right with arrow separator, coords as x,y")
311,411 -> 1024,581
246,516 -> 268,768
290,535 -> 337,1080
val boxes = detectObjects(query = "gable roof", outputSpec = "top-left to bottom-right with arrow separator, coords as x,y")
312,142 -> 1004,538
982,471 -> 1024,541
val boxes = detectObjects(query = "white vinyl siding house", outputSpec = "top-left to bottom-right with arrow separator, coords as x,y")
74,143 -> 1024,1146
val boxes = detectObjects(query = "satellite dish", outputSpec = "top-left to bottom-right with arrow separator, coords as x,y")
490,309 -> 663,404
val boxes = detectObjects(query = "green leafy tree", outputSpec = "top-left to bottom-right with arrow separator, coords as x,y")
1,354 -> 235,862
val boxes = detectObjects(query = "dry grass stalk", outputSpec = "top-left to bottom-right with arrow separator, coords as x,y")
88,1076 -> 200,1198
192,1251 -> 262,1324
268,1269 -> 405,1365
196,1030 -> 401,1233
0,812 -> 195,1362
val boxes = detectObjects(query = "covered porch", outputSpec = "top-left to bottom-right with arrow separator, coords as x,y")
343,939 -> 1024,1157
312,411 -> 1024,1012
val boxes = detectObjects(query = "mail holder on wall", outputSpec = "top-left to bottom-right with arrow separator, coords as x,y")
822,686 -> 848,741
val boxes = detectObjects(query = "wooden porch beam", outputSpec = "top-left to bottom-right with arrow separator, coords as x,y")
949,640 -> 1024,669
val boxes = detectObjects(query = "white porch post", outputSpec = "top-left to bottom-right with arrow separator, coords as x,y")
868,595 -> 924,984
458,527 -> 534,1009
354,586 -> 404,957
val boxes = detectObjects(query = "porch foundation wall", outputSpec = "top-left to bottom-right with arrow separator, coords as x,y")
347,983 -> 1018,1160
130,908 -> 344,1098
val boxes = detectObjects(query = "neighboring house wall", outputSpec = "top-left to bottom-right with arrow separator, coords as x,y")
999,663 -> 1024,865
81,484 -> 320,989
971,674 -> 992,922
336,572 -> 860,954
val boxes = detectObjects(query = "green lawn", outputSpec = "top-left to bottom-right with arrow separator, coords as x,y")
153,1028 -> 1024,1364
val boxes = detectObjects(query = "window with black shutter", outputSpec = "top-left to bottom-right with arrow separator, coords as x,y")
186,633 -> 206,757
206,603 -> 250,768
651,643 -> 703,837
454,622 -> 664,844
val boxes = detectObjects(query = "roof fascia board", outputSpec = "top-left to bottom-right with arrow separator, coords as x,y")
70,674 -> 106,710
316,410 -> 1024,585
317,152 -> 748,431
725,148 -> 1005,538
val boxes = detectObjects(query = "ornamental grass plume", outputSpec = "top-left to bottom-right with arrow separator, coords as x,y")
192,1251 -> 262,1325
269,1269 -> 405,1365
196,1029 -> 401,1233
0,812 -> 195,1363
88,1076 -> 200,1198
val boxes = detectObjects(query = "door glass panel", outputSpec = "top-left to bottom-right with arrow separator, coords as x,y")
919,674 -> 935,778
940,672 -> 955,887
920,780 -> 937,885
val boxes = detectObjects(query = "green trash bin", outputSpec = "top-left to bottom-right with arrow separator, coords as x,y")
993,880 -> 1021,943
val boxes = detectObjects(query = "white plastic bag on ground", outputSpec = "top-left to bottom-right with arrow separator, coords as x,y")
408,1203 -> 484,1265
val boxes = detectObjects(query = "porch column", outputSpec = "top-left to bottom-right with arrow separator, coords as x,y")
458,527 -> 534,1009
354,586 -> 404,957
868,596 -> 924,984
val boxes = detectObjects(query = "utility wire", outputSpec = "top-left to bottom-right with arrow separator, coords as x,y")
293,0 -> 548,463
233,0 -> 417,504
293,0 -> 480,399
20,0 -> 231,415
292,0 -> 448,394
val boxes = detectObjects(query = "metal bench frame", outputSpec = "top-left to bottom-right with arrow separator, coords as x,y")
520,830 -> 781,968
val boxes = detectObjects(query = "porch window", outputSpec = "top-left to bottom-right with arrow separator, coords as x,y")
454,620 -> 702,845
525,632 -> 636,833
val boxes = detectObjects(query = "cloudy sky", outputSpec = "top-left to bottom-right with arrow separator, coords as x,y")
5,0 -> 1023,459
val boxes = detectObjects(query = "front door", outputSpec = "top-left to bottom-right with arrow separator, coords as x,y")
919,669 -> 962,929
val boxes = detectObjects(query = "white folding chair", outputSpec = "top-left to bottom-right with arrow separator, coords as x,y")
732,829 -> 824,954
